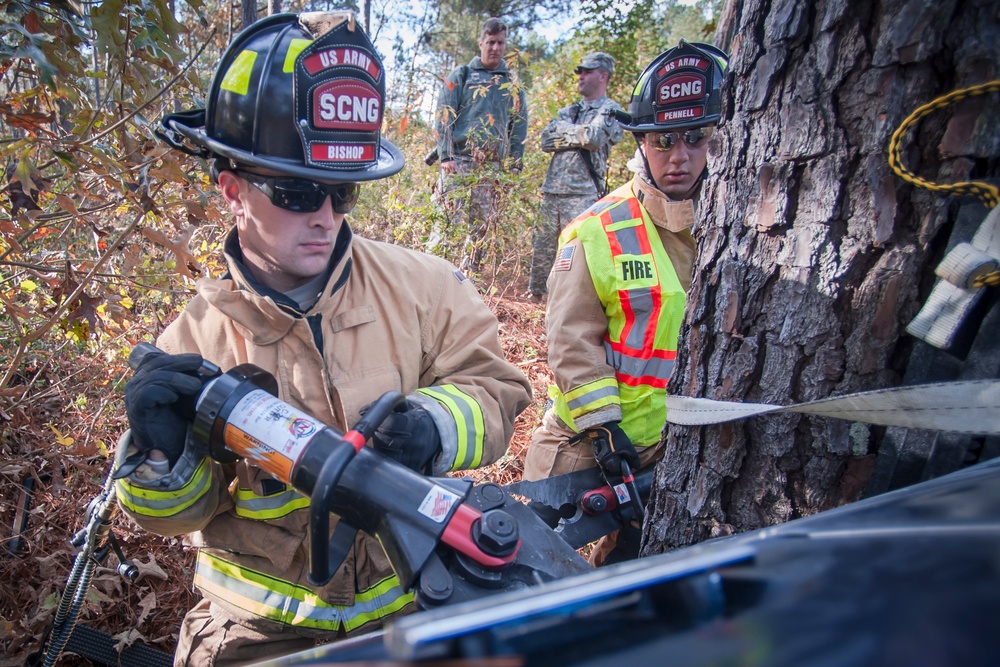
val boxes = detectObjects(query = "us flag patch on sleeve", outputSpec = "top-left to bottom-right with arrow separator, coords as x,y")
553,245 -> 575,271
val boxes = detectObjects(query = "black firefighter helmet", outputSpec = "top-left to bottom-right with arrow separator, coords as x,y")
157,11 -> 404,182
618,40 -> 729,134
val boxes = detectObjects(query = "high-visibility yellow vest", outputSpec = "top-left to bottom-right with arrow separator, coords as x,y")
550,193 -> 686,446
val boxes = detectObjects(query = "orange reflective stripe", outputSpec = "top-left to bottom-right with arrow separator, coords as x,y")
601,196 -> 662,360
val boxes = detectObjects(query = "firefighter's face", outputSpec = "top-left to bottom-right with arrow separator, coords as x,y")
478,30 -> 507,70
641,125 -> 714,200
219,170 -> 344,293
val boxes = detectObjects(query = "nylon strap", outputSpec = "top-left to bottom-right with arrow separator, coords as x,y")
665,380 -> 1000,435
907,204 -> 1000,348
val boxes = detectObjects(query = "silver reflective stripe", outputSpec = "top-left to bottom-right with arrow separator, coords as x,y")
306,584 -> 410,629
118,466 -> 211,514
622,287 -> 654,349
606,345 -> 675,381
417,385 -> 483,469
197,555 -> 413,629
589,197 -> 619,217
567,383 -> 619,412
613,221 -> 642,253
608,216 -> 657,350
607,198 -> 637,226
234,488 -> 306,514
203,564 -> 343,624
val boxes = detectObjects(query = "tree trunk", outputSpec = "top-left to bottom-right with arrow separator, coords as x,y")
241,0 -> 257,30
643,0 -> 1000,555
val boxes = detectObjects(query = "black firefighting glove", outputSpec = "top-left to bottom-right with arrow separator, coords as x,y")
124,353 -> 206,468
588,422 -> 641,477
365,399 -> 442,475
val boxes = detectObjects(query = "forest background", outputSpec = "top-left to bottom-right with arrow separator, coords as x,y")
0,0 -> 721,661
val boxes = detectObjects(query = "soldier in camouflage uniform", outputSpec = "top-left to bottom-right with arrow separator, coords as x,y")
527,52 -> 623,301
434,18 -> 528,274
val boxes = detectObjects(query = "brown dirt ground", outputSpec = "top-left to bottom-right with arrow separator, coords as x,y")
0,294 -> 549,666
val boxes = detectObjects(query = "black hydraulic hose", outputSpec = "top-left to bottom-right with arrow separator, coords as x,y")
308,391 -> 406,585
41,556 -> 97,667
308,445 -> 357,586
37,471 -> 118,667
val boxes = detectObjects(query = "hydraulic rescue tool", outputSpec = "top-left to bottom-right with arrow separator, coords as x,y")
126,343 -> 591,606
504,466 -> 652,549
35,344 -> 650,666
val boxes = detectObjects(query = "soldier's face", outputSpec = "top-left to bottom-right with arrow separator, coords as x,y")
641,126 -> 714,200
576,68 -> 605,101
478,31 -> 507,70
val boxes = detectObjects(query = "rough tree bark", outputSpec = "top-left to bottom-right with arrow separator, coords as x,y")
643,0 -> 1000,555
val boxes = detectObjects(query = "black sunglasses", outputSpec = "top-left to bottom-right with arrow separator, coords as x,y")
646,126 -> 715,151
236,171 -> 361,214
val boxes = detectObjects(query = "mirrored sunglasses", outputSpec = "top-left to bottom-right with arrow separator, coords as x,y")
236,171 -> 361,214
646,126 -> 715,151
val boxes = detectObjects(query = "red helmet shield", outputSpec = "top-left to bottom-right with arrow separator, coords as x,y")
294,22 -> 386,173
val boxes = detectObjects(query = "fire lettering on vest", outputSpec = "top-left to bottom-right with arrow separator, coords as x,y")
621,259 -> 653,282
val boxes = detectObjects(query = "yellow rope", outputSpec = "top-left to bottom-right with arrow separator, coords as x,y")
888,80 -> 1000,209
972,270 -> 1000,288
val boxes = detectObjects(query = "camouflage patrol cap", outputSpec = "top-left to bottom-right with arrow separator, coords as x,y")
575,52 -> 615,75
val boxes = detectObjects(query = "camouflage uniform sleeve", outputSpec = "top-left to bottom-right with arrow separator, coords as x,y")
434,66 -> 465,161
545,238 -> 623,428
541,104 -> 577,152
541,101 -> 622,153
508,84 -> 529,162
601,99 -> 625,148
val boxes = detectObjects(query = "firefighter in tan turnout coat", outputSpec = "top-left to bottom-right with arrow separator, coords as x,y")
524,41 -> 730,564
115,12 -> 530,665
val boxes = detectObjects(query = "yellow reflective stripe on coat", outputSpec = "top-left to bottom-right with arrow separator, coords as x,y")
232,486 -> 310,521
115,458 -> 212,518
194,551 -> 414,632
416,385 -> 485,469
549,377 -> 620,431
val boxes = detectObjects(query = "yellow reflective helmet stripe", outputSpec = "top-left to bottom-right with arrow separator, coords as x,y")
221,36 -> 320,91
195,551 -> 414,632
284,38 -> 312,73
220,50 -> 258,95
115,458 -> 212,518
416,384 -> 485,469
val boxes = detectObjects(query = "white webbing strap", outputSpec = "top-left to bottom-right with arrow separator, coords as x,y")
665,380 -> 1000,435
906,205 -> 1000,348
